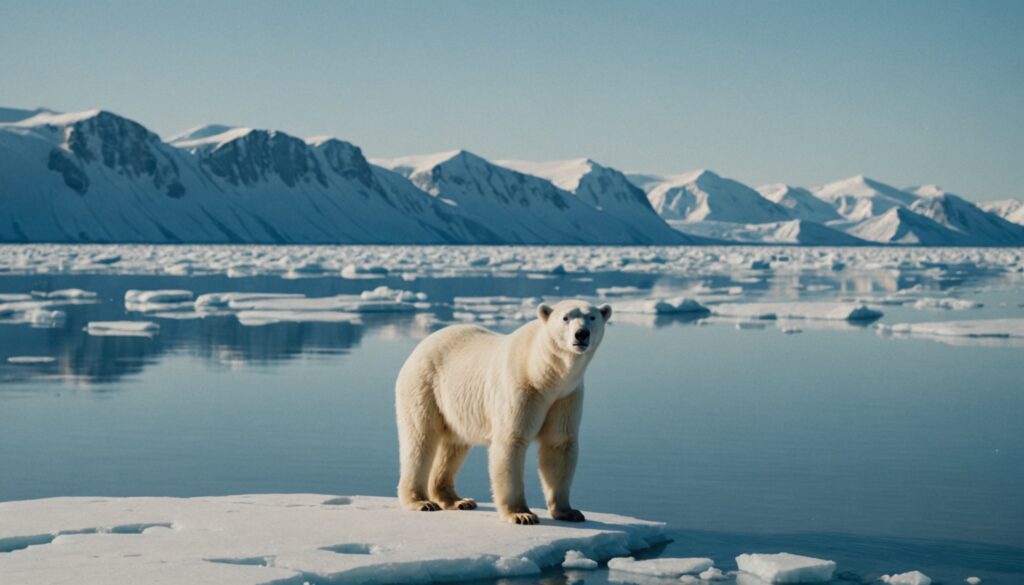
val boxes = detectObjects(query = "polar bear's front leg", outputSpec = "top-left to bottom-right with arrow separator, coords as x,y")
538,389 -> 585,522
489,437 -> 538,524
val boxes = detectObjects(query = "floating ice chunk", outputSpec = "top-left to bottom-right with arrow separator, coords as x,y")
86,321 -> 159,337
0,293 -> 33,302
615,297 -> 710,315
680,576 -> 699,584
735,552 -> 836,583
228,295 -> 417,313
562,550 -> 598,570
125,290 -> 194,304
25,309 -> 65,327
360,286 -> 427,302
597,286 -> 643,297
0,494 -> 665,585
194,292 -> 304,309
7,356 -> 56,364
341,264 -> 388,279
911,297 -> 983,310
878,319 -> 1024,339
608,556 -> 714,578
31,288 -> 97,299
965,577 -> 981,585
699,566 -> 731,580
880,571 -> 932,585
714,302 -> 882,321
235,311 -> 363,326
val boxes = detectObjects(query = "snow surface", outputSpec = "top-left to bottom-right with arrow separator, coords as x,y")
735,552 -> 836,583
880,570 -> 932,585
0,494 -> 666,585
607,555 -> 714,578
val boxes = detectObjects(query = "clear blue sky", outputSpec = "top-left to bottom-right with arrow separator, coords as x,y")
2,0 -> 1022,201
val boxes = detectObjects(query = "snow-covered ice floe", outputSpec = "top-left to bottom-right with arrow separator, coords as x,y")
607,555 -> 714,578
712,302 -> 882,321
0,494 -> 666,585
85,321 -> 159,337
735,552 -> 836,583
877,319 -> 1024,347
614,296 -> 710,315
6,356 -> 56,364
880,570 -> 932,585
562,550 -> 598,570
911,297 -> 983,311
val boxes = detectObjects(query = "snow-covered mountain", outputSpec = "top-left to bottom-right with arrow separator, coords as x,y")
979,199 -> 1024,226
812,176 -> 919,222
673,219 -> 868,246
643,170 -> 792,224
495,158 -> 688,243
908,186 -> 1024,246
0,110 -> 483,243
845,206 -> 976,246
756,184 -> 842,223
0,105 -> 1019,246
373,150 -> 693,244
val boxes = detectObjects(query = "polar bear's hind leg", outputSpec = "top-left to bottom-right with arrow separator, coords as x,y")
430,437 -> 477,510
396,373 -> 443,511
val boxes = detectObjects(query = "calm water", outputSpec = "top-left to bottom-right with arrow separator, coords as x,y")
1,268 -> 1022,584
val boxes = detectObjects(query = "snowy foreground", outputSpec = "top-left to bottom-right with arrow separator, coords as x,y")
0,494 -> 667,585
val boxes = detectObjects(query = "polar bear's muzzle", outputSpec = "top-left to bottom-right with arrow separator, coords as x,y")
571,328 -> 591,351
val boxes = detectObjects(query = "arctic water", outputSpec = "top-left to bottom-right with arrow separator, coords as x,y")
0,245 -> 1021,585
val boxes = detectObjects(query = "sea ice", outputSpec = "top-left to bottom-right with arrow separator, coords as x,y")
965,577 -> 981,584
607,556 -> 714,578
877,319 -> 1024,340
124,289 -> 194,304
6,356 -> 56,364
911,297 -> 982,310
735,552 -> 836,583
85,321 -> 159,337
562,550 -> 598,570
0,494 -> 665,585
615,297 -> 710,315
880,571 -> 932,585
699,566 -> 731,580
713,302 -> 882,321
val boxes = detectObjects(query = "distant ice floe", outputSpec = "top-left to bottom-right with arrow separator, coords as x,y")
85,321 -> 159,337
607,556 -> 714,578
615,297 -> 710,315
0,494 -> 666,585
7,356 -> 56,364
0,293 -> 96,328
1,244 -> 1019,282
911,297 -> 983,311
735,552 -> 836,583
713,302 -> 883,321
877,319 -> 1024,346
880,570 -> 932,585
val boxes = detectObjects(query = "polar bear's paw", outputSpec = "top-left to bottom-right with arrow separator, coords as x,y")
504,511 -> 540,525
448,498 -> 477,511
551,508 -> 586,522
411,500 -> 442,512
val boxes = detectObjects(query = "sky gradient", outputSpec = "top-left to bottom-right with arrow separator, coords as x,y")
1,0 -> 1022,201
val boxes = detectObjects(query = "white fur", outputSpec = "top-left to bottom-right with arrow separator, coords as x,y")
395,299 -> 611,524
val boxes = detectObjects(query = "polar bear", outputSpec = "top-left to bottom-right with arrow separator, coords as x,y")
395,299 -> 611,525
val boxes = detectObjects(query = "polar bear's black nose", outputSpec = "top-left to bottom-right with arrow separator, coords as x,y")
574,329 -> 590,343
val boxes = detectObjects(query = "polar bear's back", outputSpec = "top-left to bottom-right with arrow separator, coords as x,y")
396,323 -> 524,445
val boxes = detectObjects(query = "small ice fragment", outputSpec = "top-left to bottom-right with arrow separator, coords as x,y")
880,571 -> 931,585
562,550 -> 598,570
125,290 -> 193,304
699,567 -> 729,581
86,321 -> 159,337
341,264 -> 387,279
607,556 -> 714,578
965,577 -> 981,585
735,552 -> 836,583
7,356 -> 56,364
912,298 -> 982,311
781,326 -> 803,334
680,576 -> 699,584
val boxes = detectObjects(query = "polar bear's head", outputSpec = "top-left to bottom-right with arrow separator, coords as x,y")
537,300 -> 612,355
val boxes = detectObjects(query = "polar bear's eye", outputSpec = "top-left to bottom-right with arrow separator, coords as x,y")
562,316 -> 569,322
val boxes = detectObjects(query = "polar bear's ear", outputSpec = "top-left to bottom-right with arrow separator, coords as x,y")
599,304 -> 612,321
537,304 -> 553,322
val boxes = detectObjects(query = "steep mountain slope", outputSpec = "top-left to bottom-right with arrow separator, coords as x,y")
373,150 -> 690,244
845,206 -> 975,245
495,158 -> 688,243
0,111 -> 481,243
979,199 -> 1024,226
908,186 -> 1024,245
645,170 -> 792,224
812,176 -> 919,221
756,183 -> 842,223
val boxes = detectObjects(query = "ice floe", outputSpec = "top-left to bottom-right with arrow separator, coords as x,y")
615,297 -> 710,315
877,319 -> 1024,340
911,297 -> 983,310
0,494 -> 666,585
880,570 -> 932,585
85,321 -> 159,337
6,356 -> 56,364
713,302 -> 882,321
735,552 -> 836,583
562,550 -> 598,570
607,555 -> 714,578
